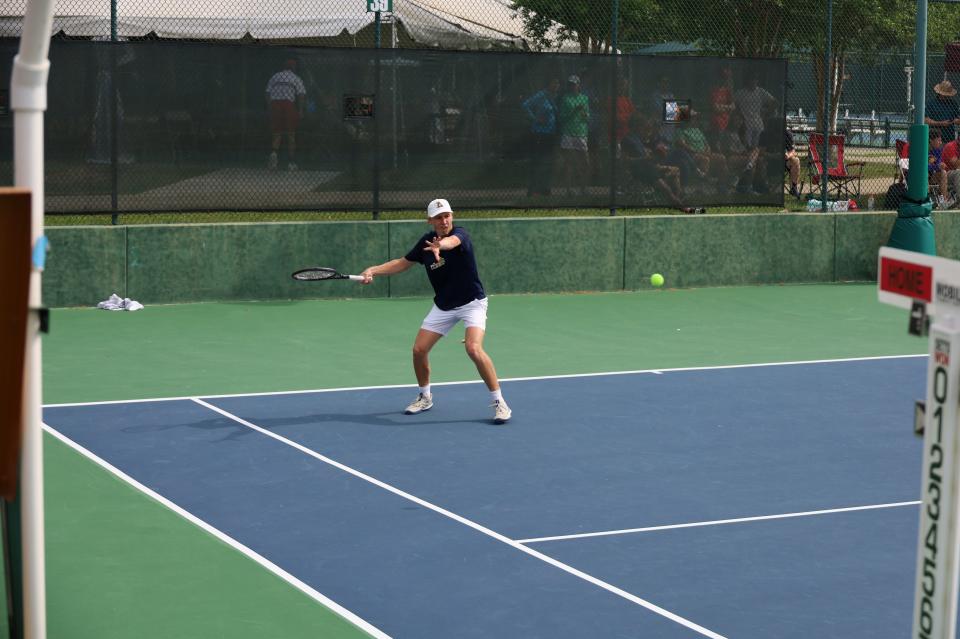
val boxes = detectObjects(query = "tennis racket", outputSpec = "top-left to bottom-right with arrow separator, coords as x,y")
291,267 -> 364,282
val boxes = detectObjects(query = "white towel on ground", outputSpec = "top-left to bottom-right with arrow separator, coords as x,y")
97,293 -> 144,312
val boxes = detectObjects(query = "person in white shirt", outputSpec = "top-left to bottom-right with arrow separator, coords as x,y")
266,59 -> 307,170
733,73 -> 777,192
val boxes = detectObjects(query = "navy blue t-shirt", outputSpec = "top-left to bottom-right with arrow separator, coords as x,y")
405,226 -> 486,311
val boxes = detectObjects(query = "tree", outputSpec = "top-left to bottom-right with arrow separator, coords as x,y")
514,0 -> 960,130
790,0 -> 960,132
510,0 -> 662,53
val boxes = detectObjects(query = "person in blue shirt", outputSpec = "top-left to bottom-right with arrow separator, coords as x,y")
925,80 -> 960,142
359,198 -> 511,424
521,77 -> 560,196
927,129 -> 952,209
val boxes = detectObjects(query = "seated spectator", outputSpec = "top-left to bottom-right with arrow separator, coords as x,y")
621,114 -> 685,208
676,111 -> 729,185
715,118 -> 752,191
928,129 -> 953,208
785,128 -> 801,197
943,135 -> 960,204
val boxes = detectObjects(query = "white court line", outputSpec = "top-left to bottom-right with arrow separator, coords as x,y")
43,353 -> 926,408
517,501 -> 922,544
43,424 -> 391,639
190,397 -> 729,639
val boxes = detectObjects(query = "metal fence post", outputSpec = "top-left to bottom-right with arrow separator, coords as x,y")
110,0 -> 119,225
373,11 -> 381,221
820,0 -> 832,212
608,0 -> 619,216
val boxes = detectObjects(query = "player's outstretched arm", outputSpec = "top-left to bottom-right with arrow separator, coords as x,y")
360,258 -> 414,284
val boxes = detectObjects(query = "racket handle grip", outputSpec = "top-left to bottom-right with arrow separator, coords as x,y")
348,275 -> 364,281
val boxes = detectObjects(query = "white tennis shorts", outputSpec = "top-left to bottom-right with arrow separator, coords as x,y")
421,297 -> 488,336
560,134 -> 588,152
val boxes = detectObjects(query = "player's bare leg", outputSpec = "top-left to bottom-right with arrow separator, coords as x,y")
413,328 -> 443,386
464,326 -> 511,423
463,327 -> 498,390
406,329 -> 443,414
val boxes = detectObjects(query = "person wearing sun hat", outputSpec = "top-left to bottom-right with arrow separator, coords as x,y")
926,79 -> 960,142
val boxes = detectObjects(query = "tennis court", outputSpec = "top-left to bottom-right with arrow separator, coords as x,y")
27,283 -> 930,638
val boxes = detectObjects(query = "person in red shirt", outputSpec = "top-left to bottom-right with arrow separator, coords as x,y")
611,78 -> 636,156
943,136 -> 960,206
709,66 -> 736,144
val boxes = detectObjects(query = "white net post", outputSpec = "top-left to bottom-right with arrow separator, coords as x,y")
12,1 -> 55,637
912,313 -> 960,638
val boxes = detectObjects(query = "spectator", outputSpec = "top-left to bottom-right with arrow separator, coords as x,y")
521,78 -> 560,196
676,110 -> 728,184
734,74 -> 777,189
715,117 -> 751,189
558,74 -> 591,196
610,77 -> 636,157
266,58 -> 306,171
928,129 -> 953,209
925,80 -> 960,143
709,66 -> 736,146
942,134 -> 960,202
577,68 -> 602,177
621,114 -> 684,208
785,128 -> 801,198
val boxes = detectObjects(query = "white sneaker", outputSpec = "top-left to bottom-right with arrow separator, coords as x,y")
492,399 -> 512,424
268,152 -> 277,169
404,393 -> 433,415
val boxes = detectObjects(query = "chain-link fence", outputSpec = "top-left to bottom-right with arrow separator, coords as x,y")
3,0 -> 960,224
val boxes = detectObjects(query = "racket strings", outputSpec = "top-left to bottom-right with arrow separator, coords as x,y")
293,268 -> 337,280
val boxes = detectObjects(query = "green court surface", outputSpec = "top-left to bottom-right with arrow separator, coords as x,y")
8,283 -> 923,638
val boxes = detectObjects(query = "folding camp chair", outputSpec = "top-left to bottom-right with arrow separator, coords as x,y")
806,133 -> 865,201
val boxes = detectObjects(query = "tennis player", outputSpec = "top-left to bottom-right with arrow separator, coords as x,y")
359,198 -> 511,424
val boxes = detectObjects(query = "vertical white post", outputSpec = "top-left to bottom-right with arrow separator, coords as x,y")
11,1 -> 55,637
912,315 -> 960,639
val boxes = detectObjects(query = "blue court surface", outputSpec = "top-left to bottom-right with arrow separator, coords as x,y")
44,355 -> 928,638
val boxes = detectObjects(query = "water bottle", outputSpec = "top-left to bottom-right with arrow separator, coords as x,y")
868,196 -> 875,211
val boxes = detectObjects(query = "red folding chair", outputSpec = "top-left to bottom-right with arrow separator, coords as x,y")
806,133 -> 865,201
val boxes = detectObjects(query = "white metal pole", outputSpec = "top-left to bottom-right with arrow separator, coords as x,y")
11,1 -> 55,637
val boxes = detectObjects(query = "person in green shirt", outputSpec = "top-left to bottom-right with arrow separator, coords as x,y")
676,111 -> 728,185
558,74 -> 591,196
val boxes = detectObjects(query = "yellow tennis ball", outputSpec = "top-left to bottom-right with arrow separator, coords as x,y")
650,273 -> 664,287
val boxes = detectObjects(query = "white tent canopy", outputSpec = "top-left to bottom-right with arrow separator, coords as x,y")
1,0 -> 578,50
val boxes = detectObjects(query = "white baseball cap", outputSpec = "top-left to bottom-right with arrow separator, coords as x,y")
567,74 -> 580,84
427,198 -> 453,218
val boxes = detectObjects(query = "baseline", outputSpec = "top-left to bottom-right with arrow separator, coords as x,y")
43,353 -> 926,408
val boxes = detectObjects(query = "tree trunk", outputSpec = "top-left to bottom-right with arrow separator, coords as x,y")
813,51 -> 846,133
